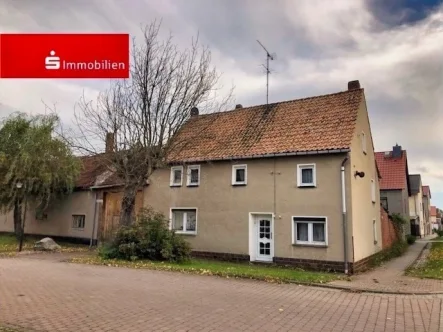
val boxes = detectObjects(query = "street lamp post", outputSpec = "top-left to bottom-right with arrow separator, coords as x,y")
16,181 -> 25,252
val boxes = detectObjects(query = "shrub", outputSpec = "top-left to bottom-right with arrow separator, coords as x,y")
99,208 -> 191,262
406,235 -> 416,245
434,229 -> 443,237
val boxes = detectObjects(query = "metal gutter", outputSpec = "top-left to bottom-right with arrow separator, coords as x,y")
172,148 -> 350,164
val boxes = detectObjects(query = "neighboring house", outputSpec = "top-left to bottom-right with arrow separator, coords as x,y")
0,138 -> 144,243
422,186 -> 432,235
430,206 -> 438,231
144,80 -> 382,273
375,145 -> 411,237
409,174 -> 425,237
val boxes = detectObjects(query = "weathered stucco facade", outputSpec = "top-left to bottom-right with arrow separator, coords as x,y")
144,91 -> 381,271
0,191 -> 98,242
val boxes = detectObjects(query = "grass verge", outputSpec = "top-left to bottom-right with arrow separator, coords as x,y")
407,242 -> 443,280
70,255 -> 342,284
0,234 -> 90,256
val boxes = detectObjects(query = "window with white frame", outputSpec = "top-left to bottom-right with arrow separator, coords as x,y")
171,208 -> 197,234
361,131 -> 367,154
232,164 -> 247,185
371,179 -> 376,203
297,164 -> 316,187
170,166 -> 183,187
373,219 -> 377,245
293,217 -> 327,245
72,215 -> 85,229
187,165 -> 200,186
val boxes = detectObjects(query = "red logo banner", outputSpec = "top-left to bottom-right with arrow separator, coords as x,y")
0,33 -> 129,79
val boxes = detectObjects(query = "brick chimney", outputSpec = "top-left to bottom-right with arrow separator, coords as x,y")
348,80 -> 361,90
235,104 -> 243,109
105,132 -> 115,153
190,107 -> 199,117
392,144 -> 402,158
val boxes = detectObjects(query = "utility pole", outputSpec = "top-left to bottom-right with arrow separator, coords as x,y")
257,40 -> 275,106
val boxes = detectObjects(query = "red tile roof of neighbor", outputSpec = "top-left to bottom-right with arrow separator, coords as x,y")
422,185 -> 431,197
75,154 -> 123,189
431,206 -> 437,217
375,151 -> 408,190
168,88 -> 364,162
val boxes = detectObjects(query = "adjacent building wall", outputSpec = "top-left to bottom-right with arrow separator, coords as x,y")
380,188 -> 410,236
348,97 -> 382,262
144,153 -> 351,263
0,190 -> 98,241
409,190 -> 424,236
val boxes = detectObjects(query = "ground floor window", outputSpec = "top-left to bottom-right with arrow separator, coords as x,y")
293,216 -> 327,245
72,215 -> 85,229
171,208 -> 197,234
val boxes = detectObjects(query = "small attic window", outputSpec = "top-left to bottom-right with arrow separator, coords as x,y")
361,131 -> 367,154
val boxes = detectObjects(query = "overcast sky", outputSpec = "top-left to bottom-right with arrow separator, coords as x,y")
0,0 -> 442,207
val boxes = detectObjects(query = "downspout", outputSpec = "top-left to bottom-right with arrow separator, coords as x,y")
90,191 -> 98,248
341,156 -> 349,275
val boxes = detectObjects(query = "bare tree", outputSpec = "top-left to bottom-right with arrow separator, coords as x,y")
66,21 -> 233,226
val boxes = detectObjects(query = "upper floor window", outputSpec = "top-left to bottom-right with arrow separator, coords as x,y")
361,131 -> 367,154
171,208 -> 197,234
297,164 -> 316,187
381,197 -> 388,211
371,179 -> 376,203
232,164 -> 247,185
170,166 -> 183,187
187,165 -> 200,186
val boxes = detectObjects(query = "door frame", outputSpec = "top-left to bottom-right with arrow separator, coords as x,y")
249,212 -> 274,262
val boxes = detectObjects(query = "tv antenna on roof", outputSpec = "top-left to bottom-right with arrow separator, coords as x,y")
257,40 -> 276,106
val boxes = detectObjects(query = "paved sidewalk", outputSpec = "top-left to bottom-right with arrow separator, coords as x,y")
330,237 -> 443,294
0,256 -> 441,332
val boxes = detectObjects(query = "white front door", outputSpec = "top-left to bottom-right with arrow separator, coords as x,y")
256,216 -> 273,262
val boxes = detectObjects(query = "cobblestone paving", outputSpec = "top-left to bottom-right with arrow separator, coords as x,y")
331,238 -> 443,294
0,256 -> 442,331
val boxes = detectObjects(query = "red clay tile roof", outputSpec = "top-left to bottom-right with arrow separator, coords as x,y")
375,151 -> 408,190
431,206 -> 437,217
168,89 -> 363,162
422,185 -> 431,198
75,154 -> 122,189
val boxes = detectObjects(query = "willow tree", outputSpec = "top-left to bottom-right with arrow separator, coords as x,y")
0,113 -> 80,242
68,21 -> 232,226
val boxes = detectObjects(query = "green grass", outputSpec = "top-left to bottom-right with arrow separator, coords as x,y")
70,255 -> 342,284
0,233 -> 90,255
407,242 -> 443,279
431,236 -> 443,241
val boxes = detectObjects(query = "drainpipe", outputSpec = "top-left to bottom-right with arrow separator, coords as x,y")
341,157 -> 349,275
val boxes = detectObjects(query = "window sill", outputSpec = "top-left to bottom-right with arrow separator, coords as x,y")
170,184 -> 182,187
186,184 -> 199,187
292,243 -> 328,248
297,184 -> 316,188
175,231 -> 197,236
232,183 -> 247,186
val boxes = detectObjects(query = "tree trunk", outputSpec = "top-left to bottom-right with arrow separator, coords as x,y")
13,198 -> 23,240
120,186 -> 137,226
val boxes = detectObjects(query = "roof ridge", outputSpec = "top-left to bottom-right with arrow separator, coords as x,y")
197,88 -> 364,117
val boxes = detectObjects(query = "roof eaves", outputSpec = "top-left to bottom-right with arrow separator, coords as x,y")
171,148 -> 350,164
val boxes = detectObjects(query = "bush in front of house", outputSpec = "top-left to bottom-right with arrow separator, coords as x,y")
406,235 -> 416,245
433,229 -> 443,237
99,208 -> 191,262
